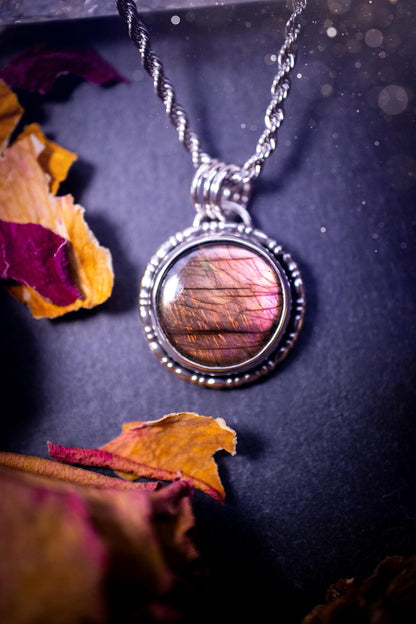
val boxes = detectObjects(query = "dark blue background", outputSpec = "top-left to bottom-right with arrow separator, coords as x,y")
1,1 -> 415,621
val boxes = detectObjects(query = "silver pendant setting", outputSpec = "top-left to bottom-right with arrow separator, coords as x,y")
139,218 -> 305,388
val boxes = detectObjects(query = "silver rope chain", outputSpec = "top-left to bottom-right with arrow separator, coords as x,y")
116,0 -> 308,217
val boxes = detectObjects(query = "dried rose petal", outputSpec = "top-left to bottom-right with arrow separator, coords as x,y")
0,43 -> 128,94
0,465 -> 201,624
0,81 -> 114,317
0,452 -> 158,491
0,79 -> 23,152
48,442 -> 223,502
0,467 -> 107,624
0,220 -> 81,305
17,122 -> 77,194
0,134 -> 113,317
301,556 -> 416,624
101,412 -> 237,501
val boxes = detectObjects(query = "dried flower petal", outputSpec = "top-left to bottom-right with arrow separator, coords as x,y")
0,467 -> 107,624
0,451 -> 158,491
17,122 -> 77,193
0,465 -> 202,624
0,43 -> 128,94
0,80 -> 113,317
301,556 -> 416,624
48,442 -> 223,502
0,220 -> 82,305
0,134 -> 113,317
101,412 -> 237,501
0,79 -> 23,152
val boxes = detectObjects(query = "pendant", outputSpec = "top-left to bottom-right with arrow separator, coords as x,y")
139,219 -> 305,388
139,162 -> 305,388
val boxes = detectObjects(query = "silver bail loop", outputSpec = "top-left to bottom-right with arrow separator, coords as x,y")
191,160 -> 252,225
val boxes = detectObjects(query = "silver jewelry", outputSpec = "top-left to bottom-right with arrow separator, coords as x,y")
116,0 -> 308,388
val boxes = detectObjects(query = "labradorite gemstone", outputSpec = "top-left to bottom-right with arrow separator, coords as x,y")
156,241 -> 284,369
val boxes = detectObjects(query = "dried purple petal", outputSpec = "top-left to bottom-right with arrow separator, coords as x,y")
0,43 -> 128,94
0,220 -> 82,305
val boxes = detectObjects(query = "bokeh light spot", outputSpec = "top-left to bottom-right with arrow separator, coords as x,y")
378,85 -> 408,115
321,83 -> 334,97
328,0 -> 351,14
264,53 -> 277,66
365,28 -> 384,48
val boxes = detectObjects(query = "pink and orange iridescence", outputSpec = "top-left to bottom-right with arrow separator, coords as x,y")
156,242 -> 284,369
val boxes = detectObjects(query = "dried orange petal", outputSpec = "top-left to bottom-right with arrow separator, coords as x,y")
0,134 -> 113,317
0,79 -> 23,152
17,122 -> 77,193
101,412 -> 237,500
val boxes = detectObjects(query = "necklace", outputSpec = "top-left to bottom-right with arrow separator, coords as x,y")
116,0 -> 307,388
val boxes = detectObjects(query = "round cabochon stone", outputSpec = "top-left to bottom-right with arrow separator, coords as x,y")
156,241 -> 286,369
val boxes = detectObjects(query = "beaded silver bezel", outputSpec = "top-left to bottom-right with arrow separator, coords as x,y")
139,221 -> 305,388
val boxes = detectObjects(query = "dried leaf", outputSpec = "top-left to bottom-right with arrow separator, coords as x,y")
0,79 -> 23,152
0,465 -> 202,624
0,134 -> 113,317
0,43 -> 128,94
101,412 -> 237,501
17,122 -> 77,193
0,220 -> 82,305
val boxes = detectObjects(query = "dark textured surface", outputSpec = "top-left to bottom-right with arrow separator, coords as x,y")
1,2 -> 415,622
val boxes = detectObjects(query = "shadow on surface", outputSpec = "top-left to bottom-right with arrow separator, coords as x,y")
191,494 -> 416,624
0,292 -> 42,451
50,211 -> 140,325
85,213 -> 141,315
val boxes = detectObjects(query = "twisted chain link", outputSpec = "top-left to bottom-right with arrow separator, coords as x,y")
116,0 -> 307,183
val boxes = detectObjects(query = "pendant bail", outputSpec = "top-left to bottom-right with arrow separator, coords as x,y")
191,160 -> 252,225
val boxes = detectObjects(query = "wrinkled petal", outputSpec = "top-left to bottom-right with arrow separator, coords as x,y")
0,43 -> 128,94
48,442 -> 223,502
0,135 -> 113,317
0,465 -> 202,624
0,79 -> 23,152
300,556 -> 416,624
0,467 -> 107,624
101,412 -> 237,500
0,220 -> 81,305
17,122 -> 77,193
0,452 -> 158,491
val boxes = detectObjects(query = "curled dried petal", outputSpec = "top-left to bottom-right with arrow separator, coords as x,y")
101,412 -> 237,500
48,442 -> 223,502
0,220 -> 81,305
0,465 -> 202,624
0,452 -> 158,491
0,43 -> 128,94
17,122 -> 77,193
0,79 -> 23,152
0,135 -> 113,317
